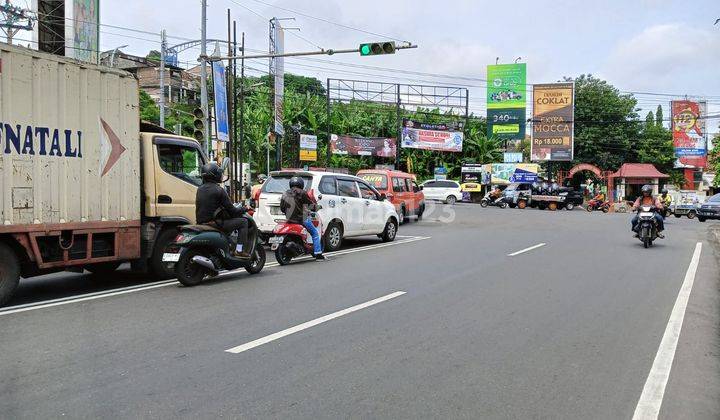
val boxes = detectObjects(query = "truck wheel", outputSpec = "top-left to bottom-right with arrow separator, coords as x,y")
0,242 -> 21,307
548,202 -> 558,211
517,200 -> 527,209
150,228 -> 180,280
687,211 -> 696,220
85,262 -> 122,275
565,203 -> 575,211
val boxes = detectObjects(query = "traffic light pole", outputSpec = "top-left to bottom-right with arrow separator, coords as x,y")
206,44 -> 417,62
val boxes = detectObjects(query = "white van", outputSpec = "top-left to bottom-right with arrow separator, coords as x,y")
254,171 -> 400,251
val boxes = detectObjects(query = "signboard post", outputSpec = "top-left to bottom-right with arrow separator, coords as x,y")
531,83 -> 574,161
212,61 -> 230,142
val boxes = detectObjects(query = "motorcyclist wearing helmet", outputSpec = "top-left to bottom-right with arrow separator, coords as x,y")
196,163 -> 250,257
631,184 -> 665,238
280,176 -> 325,260
659,187 -> 673,211
251,174 -> 267,199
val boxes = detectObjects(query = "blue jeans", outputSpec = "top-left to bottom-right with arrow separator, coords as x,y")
303,218 -> 322,255
631,213 -> 664,232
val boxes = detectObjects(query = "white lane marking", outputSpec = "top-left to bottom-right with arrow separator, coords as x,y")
507,243 -> 546,257
226,291 -> 406,354
0,236 -> 429,316
632,242 -> 702,420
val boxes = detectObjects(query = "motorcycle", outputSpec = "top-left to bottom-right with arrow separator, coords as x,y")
165,207 -> 267,286
479,192 -> 508,209
586,198 -> 610,213
636,205 -> 660,248
269,196 -> 323,265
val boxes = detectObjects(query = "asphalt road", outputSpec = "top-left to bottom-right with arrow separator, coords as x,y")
1,204 -> 718,419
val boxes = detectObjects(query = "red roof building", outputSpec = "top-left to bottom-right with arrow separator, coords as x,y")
610,163 -> 669,179
610,163 -> 669,201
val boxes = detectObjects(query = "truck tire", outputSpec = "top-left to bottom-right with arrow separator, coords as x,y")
687,211 -> 696,220
565,203 -> 575,211
517,200 -> 527,209
0,242 -> 21,307
548,202 -> 558,211
150,228 -> 179,280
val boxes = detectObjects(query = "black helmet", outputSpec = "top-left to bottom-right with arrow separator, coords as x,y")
201,162 -> 223,183
289,176 -> 304,190
257,174 -> 267,184
641,184 -> 653,196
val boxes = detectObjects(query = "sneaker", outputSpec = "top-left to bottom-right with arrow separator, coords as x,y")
313,253 -> 326,261
657,232 -> 665,239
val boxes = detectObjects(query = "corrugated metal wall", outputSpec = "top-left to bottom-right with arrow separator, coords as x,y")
0,43 -> 141,226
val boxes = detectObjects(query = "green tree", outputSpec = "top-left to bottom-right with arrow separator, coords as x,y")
139,90 -> 160,122
645,111 -> 654,128
570,74 -> 640,170
655,105 -> 663,127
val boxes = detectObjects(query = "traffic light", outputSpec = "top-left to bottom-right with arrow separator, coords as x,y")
359,41 -> 396,56
192,108 -> 205,142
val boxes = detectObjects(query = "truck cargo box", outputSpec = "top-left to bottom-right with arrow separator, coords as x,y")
0,43 -> 141,228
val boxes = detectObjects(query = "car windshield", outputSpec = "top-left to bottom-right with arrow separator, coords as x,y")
359,173 -> 388,190
262,175 -> 312,194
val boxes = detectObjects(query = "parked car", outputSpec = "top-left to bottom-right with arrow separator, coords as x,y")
557,187 -> 584,210
697,193 -> 720,222
357,169 -> 425,223
421,180 -> 463,204
254,171 -> 400,251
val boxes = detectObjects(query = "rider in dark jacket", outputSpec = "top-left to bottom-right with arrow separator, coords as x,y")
280,177 -> 324,260
196,163 -> 249,256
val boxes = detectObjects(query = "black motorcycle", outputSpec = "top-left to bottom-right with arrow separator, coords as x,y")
636,205 -> 660,249
164,209 -> 266,286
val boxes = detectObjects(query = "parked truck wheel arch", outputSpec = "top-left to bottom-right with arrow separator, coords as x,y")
0,242 -> 22,307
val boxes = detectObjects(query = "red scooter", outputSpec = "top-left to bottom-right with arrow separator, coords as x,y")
586,198 -> 611,213
268,194 -> 323,265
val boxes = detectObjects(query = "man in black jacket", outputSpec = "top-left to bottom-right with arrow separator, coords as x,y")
196,163 -> 249,257
280,176 -> 324,260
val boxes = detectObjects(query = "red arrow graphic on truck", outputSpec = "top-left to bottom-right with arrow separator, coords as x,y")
99,118 -> 126,177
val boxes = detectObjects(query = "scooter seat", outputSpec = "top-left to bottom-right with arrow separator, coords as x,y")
181,224 -> 222,233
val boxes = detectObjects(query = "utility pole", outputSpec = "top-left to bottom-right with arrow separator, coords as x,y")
200,0 -> 210,154
0,0 -> 34,44
159,29 -> 167,128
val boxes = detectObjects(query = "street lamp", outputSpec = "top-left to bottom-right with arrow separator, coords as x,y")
110,45 -> 128,67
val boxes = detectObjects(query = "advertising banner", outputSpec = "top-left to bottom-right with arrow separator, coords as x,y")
671,100 -> 707,168
504,152 -> 523,163
401,119 -> 464,152
487,64 -> 527,109
299,134 -> 317,161
531,83 -> 574,161
461,164 -> 484,184
271,20 -> 285,136
70,0 -> 99,63
487,64 -> 527,145
212,62 -> 229,142
489,163 -> 539,185
330,134 -> 396,158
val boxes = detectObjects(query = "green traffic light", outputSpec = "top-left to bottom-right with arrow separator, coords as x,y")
360,44 -> 371,56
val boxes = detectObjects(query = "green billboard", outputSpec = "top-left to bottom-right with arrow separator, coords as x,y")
487,64 -> 527,109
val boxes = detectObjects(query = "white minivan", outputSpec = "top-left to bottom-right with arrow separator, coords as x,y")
254,171 -> 400,251
421,180 -> 463,204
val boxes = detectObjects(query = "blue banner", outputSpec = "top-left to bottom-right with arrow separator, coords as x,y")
212,62 -> 229,142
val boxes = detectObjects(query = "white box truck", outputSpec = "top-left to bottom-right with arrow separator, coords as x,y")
0,43 -> 209,305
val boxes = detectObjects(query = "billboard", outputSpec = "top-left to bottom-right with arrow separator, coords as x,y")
69,0 -> 99,63
482,163 -> 540,185
271,19 -> 285,136
330,135 -> 396,158
212,61 -> 229,142
299,134 -> 317,161
671,100 -> 707,168
401,119 -> 464,152
487,64 -> 527,144
531,83 -> 574,161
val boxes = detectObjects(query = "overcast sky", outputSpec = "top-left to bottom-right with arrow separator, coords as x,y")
12,0 -> 720,129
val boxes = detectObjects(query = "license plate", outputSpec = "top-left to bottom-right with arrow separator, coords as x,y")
162,253 -> 180,262
639,212 -> 654,217
268,236 -> 284,244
